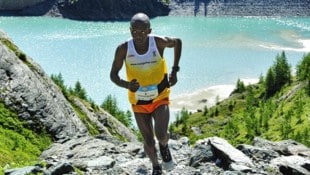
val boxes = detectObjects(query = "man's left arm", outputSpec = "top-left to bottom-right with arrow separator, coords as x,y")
164,37 -> 182,70
164,37 -> 182,86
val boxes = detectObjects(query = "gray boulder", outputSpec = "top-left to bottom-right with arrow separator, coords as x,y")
208,137 -> 254,171
271,155 -> 310,175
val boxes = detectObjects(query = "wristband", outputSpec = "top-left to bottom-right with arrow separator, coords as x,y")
172,66 -> 180,72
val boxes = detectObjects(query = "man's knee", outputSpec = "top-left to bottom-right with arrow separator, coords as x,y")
144,137 -> 156,148
156,132 -> 168,143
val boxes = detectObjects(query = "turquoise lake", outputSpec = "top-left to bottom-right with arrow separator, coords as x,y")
1,16 -> 309,121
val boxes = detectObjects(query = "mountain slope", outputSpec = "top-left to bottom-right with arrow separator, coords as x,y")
170,59 -> 310,147
1,29 -> 309,175
0,29 -> 137,170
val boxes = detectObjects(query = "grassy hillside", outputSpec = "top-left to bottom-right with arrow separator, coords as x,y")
0,102 -> 52,174
170,52 -> 310,147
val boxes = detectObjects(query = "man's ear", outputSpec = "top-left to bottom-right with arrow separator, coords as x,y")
148,28 -> 152,34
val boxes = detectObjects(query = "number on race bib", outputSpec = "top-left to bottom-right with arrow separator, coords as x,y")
135,85 -> 158,101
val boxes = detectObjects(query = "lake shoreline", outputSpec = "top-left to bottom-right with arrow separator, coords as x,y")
170,78 -> 259,112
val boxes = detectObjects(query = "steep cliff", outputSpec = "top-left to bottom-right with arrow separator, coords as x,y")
0,29 -> 137,142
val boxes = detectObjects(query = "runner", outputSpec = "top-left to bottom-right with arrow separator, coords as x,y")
110,13 -> 182,175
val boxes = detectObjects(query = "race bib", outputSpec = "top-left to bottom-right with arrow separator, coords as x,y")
135,85 -> 158,101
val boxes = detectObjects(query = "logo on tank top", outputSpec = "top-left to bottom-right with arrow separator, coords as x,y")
127,54 -> 135,58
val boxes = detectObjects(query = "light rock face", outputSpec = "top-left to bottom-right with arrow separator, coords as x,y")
0,0 -> 46,10
0,30 -> 137,142
0,30 -> 87,141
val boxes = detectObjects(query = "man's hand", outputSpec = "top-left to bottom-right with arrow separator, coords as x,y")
128,79 -> 140,92
169,72 -> 178,86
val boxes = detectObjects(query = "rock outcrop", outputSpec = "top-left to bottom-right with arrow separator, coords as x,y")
0,29 -> 137,142
0,0 -> 170,21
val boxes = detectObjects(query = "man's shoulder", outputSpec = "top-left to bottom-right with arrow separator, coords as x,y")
116,41 -> 128,55
151,34 -> 164,40
118,41 -> 128,49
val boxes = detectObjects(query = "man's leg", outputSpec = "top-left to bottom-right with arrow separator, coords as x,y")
134,112 -> 160,167
153,104 -> 175,171
152,104 -> 170,146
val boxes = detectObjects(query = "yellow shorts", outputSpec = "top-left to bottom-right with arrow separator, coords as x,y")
132,98 -> 170,114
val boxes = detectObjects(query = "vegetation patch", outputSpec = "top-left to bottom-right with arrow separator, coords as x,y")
0,101 -> 52,173
70,99 -> 100,136
171,52 -> 310,147
0,38 -> 35,71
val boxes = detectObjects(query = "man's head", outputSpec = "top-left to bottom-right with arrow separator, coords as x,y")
130,13 -> 152,45
130,13 -> 150,28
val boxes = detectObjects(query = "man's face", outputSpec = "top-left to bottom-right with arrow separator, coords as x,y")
130,21 -> 151,45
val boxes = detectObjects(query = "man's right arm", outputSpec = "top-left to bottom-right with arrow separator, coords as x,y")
110,43 -> 140,92
110,43 -> 129,89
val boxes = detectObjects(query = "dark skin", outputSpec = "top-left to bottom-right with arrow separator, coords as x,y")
110,13 -> 182,169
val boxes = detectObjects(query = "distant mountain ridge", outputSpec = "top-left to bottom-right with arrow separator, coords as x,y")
169,0 -> 310,16
0,0 -> 170,21
0,0 -> 309,21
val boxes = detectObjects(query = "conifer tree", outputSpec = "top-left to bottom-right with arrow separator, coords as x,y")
101,95 -> 132,127
51,73 -> 68,97
74,81 -> 87,100
296,53 -> 310,95
203,105 -> 208,116
233,78 -> 246,94
101,95 -> 118,116
273,51 -> 291,90
265,67 -> 276,98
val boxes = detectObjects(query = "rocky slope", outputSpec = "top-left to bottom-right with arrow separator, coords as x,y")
5,136 -> 310,175
1,30 -> 310,175
0,29 -> 137,142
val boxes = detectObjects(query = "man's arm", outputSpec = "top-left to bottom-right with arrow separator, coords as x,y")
164,37 -> 182,70
110,42 -> 140,92
156,36 -> 182,86
110,43 -> 129,89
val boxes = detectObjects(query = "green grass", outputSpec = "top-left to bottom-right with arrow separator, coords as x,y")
171,81 -> 310,147
0,102 -> 52,173
69,98 -> 100,136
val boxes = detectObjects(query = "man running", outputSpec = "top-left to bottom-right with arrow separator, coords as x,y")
110,12 -> 182,175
